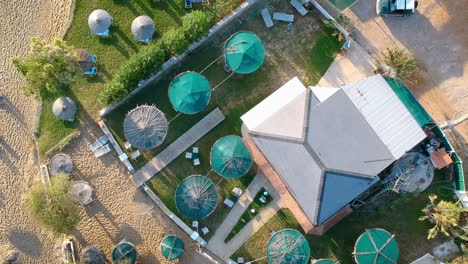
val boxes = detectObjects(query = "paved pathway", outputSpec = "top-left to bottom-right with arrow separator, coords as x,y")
316,42 -> 376,87
133,108 -> 225,186
206,173 -> 284,262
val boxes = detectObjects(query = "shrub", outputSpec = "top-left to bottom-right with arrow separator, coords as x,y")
12,38 -> 79,97
161,28 -> 189,56
382,46 -> 418,79
25,174 -> 80,235
182,11 -> 213,41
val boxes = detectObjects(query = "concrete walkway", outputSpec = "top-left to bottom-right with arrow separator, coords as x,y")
206,173 -> 283,262
316,42 -> 376,87
133,108 -> 225,186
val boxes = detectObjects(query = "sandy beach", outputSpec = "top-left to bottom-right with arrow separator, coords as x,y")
0,1 -> 209,263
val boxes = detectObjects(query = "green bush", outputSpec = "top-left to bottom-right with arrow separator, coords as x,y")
182,10 -> 213,41
161,28 -> 189,56
99,11 -> 215,106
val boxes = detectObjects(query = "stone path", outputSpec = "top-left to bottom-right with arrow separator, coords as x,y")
206,173 -> 283,262
133,108 -> 225,186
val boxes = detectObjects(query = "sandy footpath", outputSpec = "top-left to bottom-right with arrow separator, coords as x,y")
0,0 -> 208,263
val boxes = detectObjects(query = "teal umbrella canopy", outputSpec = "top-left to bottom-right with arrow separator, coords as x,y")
160,235 -> 185,260
266,229 -> 310,264
210,135 -> 253,179
112,241 -> 137,264
354,228 -> 399,264
314,259 -> 337,264
175,175 -> 218,220
169,71 -> 211,114
224,31 -> 265,74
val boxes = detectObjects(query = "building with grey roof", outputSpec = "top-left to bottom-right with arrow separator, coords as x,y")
241,75 -> 426,234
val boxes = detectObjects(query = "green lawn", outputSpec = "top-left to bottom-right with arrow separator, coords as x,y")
232,173 -> 454,263
36,0 -> 241,155
225,188 -> 272,243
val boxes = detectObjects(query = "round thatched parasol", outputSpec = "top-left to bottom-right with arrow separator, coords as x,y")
74,48 -> 93,72
210,135 -> 252,179
112,241 -> 137,264
82,245 -> 105,264
69,181 -> 93,206
88,9 -> 112,35
49,153 -> 73,176
175,175 -> 218,220
160,235 -> 185,260
266,229 -> 310,264
131,16 -> 155,42
52,97 -> 77,121
123,105 -> 168,150
353,228 -> 399,264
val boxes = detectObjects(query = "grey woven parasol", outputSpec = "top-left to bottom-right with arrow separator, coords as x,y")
69,180 -> 94,206
82,245 -> 105,264
131,16 -> 155,42
123,105 -> 168,150
49,153 -> 73,176
52,97 -> 77,121
88,9 -> 112,35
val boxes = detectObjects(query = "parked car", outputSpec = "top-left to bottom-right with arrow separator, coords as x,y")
376,0 -> 418,16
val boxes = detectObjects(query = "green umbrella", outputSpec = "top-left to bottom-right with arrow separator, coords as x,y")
266,229 -> 310,264
354,228 -> 399,264
175,175 -> 218,220
224,31 -> 265,74
168,71 -> 211,114
112,241 -> 137,264
160,235 -> 185,260
210,135 -> 253,179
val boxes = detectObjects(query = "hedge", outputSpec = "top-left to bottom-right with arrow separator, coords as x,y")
99,10 -> 214,106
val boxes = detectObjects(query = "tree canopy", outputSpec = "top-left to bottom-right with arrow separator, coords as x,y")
12,37 -> 79,97
25,174 -> 81,235
420,194 -> 468,241
382,46 -> 418,80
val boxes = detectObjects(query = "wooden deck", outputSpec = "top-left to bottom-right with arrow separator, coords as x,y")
132,108 -> 225,186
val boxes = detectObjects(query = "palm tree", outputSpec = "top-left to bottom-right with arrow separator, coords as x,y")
420,194 -> 468,241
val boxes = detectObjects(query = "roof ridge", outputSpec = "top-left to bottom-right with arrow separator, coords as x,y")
250,132 -> 304,144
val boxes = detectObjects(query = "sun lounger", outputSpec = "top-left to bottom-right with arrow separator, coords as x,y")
185,152 -> 193,159
185,0 -> 192,8
83,67 -> 97,75
224,198 -> 235,208
290,0 -> 308,16
96,29 -> 109,37
90,55 -> 97,63
261,8 -> 274,28
193,158 -> 200,166
273,12 -> 294,23
89,136 -> 109,152
192,147 -> 199,154
192,221 -> 199,228
201,227 -> 209,235
94,144 -> 112,158
130,150 -> 140,159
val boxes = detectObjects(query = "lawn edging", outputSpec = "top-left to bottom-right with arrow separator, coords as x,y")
98,1 -> 255,117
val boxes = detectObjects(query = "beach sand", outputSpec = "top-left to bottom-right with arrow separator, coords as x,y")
0,0 -> 212,263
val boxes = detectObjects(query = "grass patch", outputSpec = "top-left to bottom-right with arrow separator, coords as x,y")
232,173 -> 454,263
36,0 -> 241,156
224,188 -> 272,243
307,25 -> 343,84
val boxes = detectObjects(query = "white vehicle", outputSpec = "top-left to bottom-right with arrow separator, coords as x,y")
376,0 -> 418,16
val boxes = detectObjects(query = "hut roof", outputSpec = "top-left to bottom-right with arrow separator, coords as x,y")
52,97 -> 77,121
266,229 -> 310,264
49,153 -> 73,176
123,105 -> 168,150
210,135 -> 253,179
224,31 -> 265,74
88,9 -> 112,35
131,16 -> 155,42
112,241 -> 137,264
168,71 -> 211,114
175,175 -> 218,220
